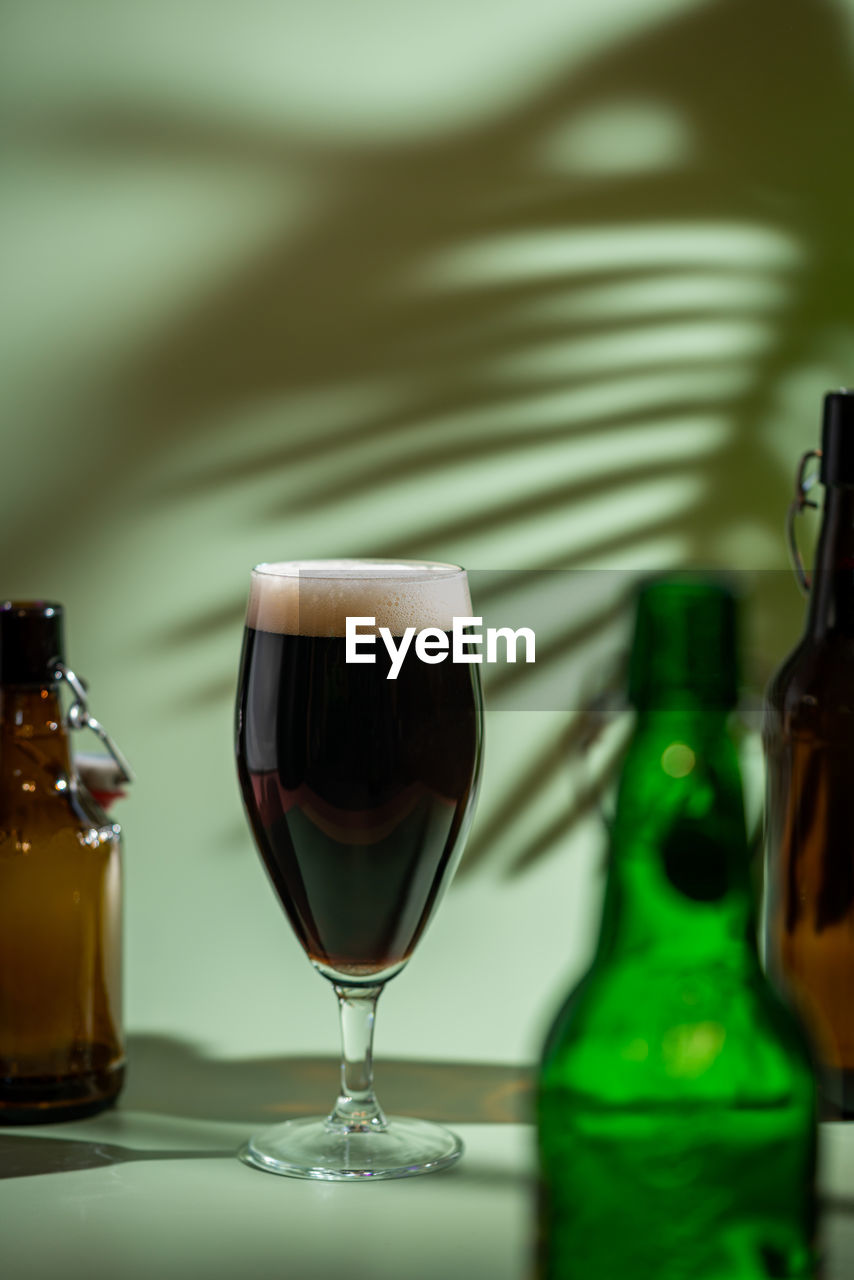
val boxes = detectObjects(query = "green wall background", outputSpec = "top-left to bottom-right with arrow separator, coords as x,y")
3,0 -> 854,1091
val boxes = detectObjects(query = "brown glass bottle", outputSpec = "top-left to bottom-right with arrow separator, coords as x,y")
0,602 -> 124,1122
764,391 -> 854,1117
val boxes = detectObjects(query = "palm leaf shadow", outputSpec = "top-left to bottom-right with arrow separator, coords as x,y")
27,0 -> 854,874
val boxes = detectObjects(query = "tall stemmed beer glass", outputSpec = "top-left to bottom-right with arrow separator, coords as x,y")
235,561 -> 483,1179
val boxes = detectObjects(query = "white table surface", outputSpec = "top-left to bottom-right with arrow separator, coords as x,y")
2,1100 -> 851,1280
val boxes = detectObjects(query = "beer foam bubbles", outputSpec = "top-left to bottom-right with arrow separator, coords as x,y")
247,560 -> 472,637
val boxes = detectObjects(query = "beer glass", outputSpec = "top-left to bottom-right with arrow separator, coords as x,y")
235,561 -> 483,1179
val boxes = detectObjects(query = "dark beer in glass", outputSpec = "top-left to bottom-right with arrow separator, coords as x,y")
235,561 -> 482,1178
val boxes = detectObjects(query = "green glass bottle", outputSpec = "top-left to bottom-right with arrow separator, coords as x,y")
537,579 -> 817,1280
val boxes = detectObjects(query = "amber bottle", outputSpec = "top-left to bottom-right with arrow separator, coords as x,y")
0,601 -> 124,1122
764,390 -> 854,1117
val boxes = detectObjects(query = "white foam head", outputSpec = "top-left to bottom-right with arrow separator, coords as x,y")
247,560 -> 472,637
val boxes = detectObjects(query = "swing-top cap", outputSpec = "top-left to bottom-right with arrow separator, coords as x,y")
820,390 -> 854,486
0,601 -> 65,686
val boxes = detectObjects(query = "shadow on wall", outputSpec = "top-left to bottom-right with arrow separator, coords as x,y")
18,0 -> 854,871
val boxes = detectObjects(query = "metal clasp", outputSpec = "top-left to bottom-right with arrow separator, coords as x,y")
54,663 -> 134,784
786,449 -> 822,595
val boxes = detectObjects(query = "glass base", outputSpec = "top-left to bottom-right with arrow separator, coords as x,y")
239,1115 -> 463,1181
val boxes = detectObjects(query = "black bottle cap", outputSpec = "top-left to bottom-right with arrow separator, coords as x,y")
0,601 -> 65,686
820,390 -> 854,486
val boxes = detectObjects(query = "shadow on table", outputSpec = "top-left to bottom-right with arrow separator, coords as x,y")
123,1033 -> 534,1126
0,1131 -> 234,1180
825,1196 -> 854,1216
0,1035 -> 533,1182
0,1126 -> 528,1188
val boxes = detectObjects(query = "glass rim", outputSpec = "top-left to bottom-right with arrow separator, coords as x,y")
251,559 -> 466,582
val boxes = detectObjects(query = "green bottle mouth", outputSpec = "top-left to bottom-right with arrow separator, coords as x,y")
628,576 -> 738,711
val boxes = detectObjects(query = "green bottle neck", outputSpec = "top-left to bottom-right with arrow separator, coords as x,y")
595,706 -> 755,968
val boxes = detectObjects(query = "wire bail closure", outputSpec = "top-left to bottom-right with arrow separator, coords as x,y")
786,449 -> 822,596
54,662 -> 134,784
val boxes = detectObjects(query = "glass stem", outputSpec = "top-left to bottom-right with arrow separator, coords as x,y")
327,985 -> 388,1133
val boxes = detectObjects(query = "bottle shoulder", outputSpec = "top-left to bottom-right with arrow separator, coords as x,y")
0,726 -> 117,830
540,959 -> 814,1107
765,634 -> 854,735
0,781 -> 120,847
